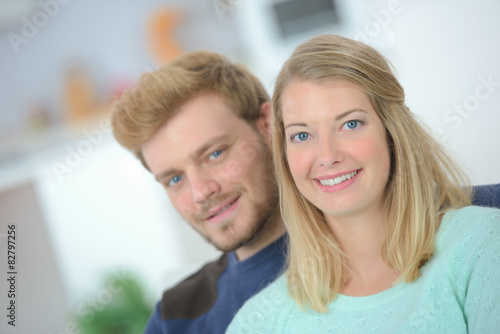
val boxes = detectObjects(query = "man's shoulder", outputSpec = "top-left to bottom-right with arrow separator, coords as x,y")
471,183 -> 500,208
159,253 -> 229,320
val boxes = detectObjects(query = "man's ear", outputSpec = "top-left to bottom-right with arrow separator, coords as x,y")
256,102 -> 272,144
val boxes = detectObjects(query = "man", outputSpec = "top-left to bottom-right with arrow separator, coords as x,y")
111,50 -> 287,333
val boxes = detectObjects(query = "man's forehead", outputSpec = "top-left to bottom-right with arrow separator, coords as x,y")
144,123 -> 232,161
142,93 -> 260,173
143,122 -> 244,178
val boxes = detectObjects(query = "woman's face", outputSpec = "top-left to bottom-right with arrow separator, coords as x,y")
281,79 -> 391,221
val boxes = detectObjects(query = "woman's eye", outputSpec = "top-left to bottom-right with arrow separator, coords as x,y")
342,120 -> 360,130
292,132 -> 310,142
167,175 -> 183,187
209,149 -> 223,160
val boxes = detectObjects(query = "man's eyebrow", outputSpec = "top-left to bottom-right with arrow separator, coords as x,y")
190,135 -> 227,160
284,108 -> 367,130
154,135 -> 228,182
155,169 -> 176,183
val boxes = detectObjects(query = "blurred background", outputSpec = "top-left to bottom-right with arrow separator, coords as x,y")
0,0 -> 499,332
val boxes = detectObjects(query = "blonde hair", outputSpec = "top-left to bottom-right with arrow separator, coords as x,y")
272,34 -> 471,312
112,50 -> 269,169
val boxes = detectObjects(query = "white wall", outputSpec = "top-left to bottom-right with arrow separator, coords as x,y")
386,0 -> 500,185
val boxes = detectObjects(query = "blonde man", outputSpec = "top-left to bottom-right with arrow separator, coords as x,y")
112,51 -> 286,333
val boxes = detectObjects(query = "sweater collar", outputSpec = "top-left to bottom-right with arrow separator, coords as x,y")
227,233 -> 288,274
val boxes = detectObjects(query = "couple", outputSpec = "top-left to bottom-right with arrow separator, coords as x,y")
112,35 -> 500,333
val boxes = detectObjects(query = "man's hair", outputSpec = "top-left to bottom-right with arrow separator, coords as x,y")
111,50 -> 270,170
271,34 -> 472,313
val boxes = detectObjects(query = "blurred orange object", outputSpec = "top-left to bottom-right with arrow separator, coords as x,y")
63,65 -> 112,124
146,7 -> 184,66
64,66 -> 94,122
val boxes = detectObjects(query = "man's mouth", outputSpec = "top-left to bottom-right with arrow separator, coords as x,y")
205,196 -> 240,221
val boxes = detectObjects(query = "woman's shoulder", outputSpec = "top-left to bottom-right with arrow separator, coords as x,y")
437,205 -> 500,257
245,273 -> 290,308
435,206 -> 500,331
440,205 -> 500,236
447,204 -> 500,218
226,274 -> 293,333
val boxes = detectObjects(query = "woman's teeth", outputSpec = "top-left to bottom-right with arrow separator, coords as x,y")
319,170 -> 357,186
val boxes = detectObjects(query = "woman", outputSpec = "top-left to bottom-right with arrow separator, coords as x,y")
227,35 -> 500,333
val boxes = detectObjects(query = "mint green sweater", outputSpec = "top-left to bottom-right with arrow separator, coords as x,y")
227,206 -> 500,333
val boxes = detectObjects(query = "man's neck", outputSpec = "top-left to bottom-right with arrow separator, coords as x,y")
235,211 -> 286,261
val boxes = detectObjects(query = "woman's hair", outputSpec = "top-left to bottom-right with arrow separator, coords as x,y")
112,50 -> 269,170
272,34 -> 471,313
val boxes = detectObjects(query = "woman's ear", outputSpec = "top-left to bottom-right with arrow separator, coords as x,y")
256,102 -> 272,144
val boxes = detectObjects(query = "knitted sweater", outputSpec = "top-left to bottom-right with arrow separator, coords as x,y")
226,206 -> 500,334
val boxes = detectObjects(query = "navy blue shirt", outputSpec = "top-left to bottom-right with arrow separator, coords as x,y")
144,234 -> 287,334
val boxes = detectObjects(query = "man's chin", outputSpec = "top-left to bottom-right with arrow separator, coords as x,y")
212,241 -> 243,253
206,234 -> 253,253
188,197 -> 275,253
210,221 -> 268,253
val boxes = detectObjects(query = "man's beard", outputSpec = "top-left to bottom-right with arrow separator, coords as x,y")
188,181 -> 280,253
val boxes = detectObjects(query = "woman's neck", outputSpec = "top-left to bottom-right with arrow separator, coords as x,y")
325,205 -> 399,296
325,203 -> 387,255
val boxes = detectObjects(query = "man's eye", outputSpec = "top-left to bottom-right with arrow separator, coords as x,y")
167,175 -> 183,186
209,149 -> 223,160
291,132 -> 310,142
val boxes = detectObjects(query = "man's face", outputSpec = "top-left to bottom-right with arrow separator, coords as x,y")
142,93 -> 279,252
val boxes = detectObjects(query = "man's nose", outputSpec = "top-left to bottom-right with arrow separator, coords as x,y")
190,172 -> 221,204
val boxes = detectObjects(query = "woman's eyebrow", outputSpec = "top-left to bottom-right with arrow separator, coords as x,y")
334,108 -> 367,121
285,122 -> 308,130
284,108 -> 367,130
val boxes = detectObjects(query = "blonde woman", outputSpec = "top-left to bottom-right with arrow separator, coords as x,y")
227,35 -> 500,333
